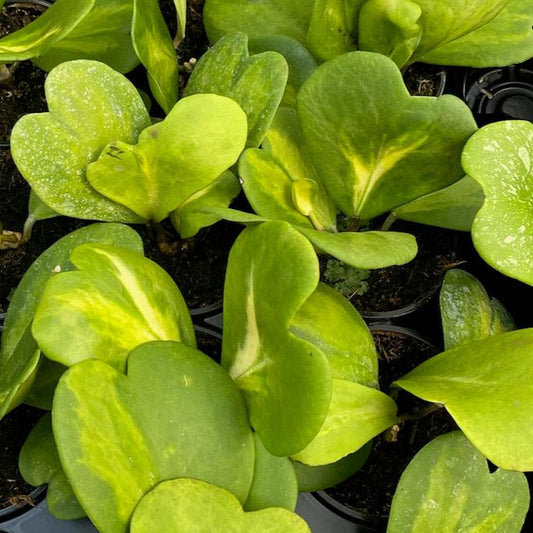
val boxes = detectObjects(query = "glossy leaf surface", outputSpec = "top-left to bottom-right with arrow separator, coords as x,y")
11,60 -> 150,222
395,329 -> 533,470
462,120 -> 533,286
54,342 -> 255,533
130,478 -> 310,533
388,432 -> 529,533
33,244 -> 195,372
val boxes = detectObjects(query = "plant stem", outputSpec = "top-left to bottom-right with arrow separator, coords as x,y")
380,212 -> 398,231
398,402 -> 444,422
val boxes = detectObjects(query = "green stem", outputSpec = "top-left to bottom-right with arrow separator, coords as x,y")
381,212 -> 398,232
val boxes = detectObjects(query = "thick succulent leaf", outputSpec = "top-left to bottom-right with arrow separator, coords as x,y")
306,0 -> 364,62
130,478 -> 310,533
296,226 -> 417,269
33,0 -> 139,73
388,432 -> 529,533
0,223 -> 142,417
440,269 -> 493,351
25,358 -> 66,410
184,33 -> 288,147
239,107 -> 336,231
358,0 -> 422,68
395,329 -> 533,470
222,221 -> 332,456
248,36 -> 317,108
0,0 -> 93,62
87,94 -> 247,222
203,0 -> 314,46
132,0 -> 178,114
173,0 -> 186,45
244,434 -> 298,512
297,51 -> 477,220
413,0 -> 533,67
290,282 -> 378,386
171,170 -> 241,238
201,207 -> 268,225
27,190 -> 59,224
462,121 -> 533,286
490,298 -> 515,335
11,60 -> 150,222
293,443 -> 371,492
393,176 -> 484,232
32,243 -> 195,372
54,342 -> 255,533
19,414 -> 85,520
292,379 -> 397,465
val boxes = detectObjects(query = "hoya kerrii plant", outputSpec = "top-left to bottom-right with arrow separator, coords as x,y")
188,49 -> 478,276
203,0 -> 533,68
0,0 -> 186,113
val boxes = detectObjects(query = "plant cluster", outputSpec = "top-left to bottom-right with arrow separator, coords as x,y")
1,1 -> 533,532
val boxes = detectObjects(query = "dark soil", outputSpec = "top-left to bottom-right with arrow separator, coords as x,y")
0,2 -> 48,142
339,221 -> 466,316
0,404 -> 45,510
404,63 -> 446,96
195,326 -> 222,362
326,328 -> 457,527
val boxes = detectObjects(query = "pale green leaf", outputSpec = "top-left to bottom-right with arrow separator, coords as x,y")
132,0 -> 178,114
130,478 -> 310,533
203,0 -> 314,46
388,432 -> 529,533
297,51 -> 477,220
0,223 -> 143,418
393,176 -> 484,232
184,32 -> 288,147
171,170 -> 241,238
19,413 -> 85,520
244,434 -> 298,512
11,60 -> 150,222
87,94 -> 247,222
54,342 -> 255,532
173,0 -> 186,45
462,120 -> 533,286
413,0 -> 533,67
292,379 -> 397,465
33,0 -> 139,73
293,443 -> 371,492
0,0 -> 94,62
395,329 -> 533,470
24,358 -> 66,410
222,221 -> 332,456
358,0 -> 422,68
32,243 -> 195,372
306,0 -> 364,62
490,298 -> 515,336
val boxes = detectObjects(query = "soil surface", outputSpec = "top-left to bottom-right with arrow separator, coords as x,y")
0,404 -> 45,510
326,328 -> 457,527
404,63 -> 447,96
0,2 -> 48,142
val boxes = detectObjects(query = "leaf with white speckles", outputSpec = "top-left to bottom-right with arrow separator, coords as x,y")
387,431 -> 529,533
395,329 -> 533,470
462,120 -> 533,286
53,341 -> 255,533
11,60 -> 151,223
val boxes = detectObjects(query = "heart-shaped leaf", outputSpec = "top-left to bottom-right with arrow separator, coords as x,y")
203,0 -> 314,46
222,221 -> 332,456
0,0 -> 94,62
11,60 -> 150,222
297,51 -> 477,220
462,120 -> 533,286
33,0 -> 139,73
292,379 -> 397,465
395,329 -> 533,470
87,94 -> 247,222
53,341 -> 255,533
184,32 -> 288,148
393,176 -> 484,231
131,478 -> 310,533
32,243 -> 195,372
412,0 -> 533,67
0,223 -> 143,417
132,0 -> 178,114
19,413 -> 85,520
388,432 -> 529,533
244,433 -> 298,512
